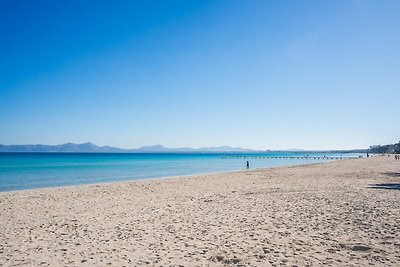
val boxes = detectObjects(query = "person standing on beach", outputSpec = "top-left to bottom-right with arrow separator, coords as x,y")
246,161 -> 249,169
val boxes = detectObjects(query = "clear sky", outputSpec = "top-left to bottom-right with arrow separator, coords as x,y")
1,0 -> 399,150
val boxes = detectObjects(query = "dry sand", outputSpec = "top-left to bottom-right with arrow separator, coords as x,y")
0,156 -> 399,266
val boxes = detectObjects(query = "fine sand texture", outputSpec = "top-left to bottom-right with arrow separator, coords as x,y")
0,156 -> 399,266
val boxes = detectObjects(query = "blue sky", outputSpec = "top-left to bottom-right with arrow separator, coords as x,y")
1,0 -> 399,150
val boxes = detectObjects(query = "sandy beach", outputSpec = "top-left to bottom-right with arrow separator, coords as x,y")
0,156 -> 399,266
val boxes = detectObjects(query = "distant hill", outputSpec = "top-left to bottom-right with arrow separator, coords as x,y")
133,145 -> 253,153
134,144 -> 194,152
1,142 -> 378,153
0,142 -> 125,153
369,141 -> 400,154
0,143 -> 254,153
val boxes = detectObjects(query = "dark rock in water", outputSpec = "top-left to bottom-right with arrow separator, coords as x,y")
352,244 -> 370,251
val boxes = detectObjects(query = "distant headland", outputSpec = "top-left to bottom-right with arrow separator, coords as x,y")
0,142 -> 379,153
0,142 -> 255,153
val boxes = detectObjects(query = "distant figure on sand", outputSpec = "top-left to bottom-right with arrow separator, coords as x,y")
246,161 -> 249,169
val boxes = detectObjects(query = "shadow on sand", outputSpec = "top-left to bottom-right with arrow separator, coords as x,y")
369,183 -> 400,190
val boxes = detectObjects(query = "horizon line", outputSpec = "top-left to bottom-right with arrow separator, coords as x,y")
0,142 -> 370,152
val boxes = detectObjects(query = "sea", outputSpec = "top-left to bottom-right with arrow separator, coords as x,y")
0,152 -> 365,192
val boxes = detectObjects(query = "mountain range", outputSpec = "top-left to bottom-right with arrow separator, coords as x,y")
0,142 -> 255,153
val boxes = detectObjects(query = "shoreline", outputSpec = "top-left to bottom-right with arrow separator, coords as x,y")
0,159 -> 331,194
1,156 -> 399,266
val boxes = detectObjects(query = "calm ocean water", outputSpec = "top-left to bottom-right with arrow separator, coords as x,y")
0,152 -> 364,192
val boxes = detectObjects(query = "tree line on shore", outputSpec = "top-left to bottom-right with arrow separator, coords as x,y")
369,141 -> 400,154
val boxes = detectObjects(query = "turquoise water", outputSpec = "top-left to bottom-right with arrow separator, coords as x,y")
0,152 -> 364,192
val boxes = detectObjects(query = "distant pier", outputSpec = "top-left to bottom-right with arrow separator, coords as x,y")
220,155 -> 359,160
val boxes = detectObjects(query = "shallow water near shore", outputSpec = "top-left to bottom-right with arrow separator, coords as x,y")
0,152 -> 364,192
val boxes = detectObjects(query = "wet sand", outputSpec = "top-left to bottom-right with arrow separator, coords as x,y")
0,156 -> 399,266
